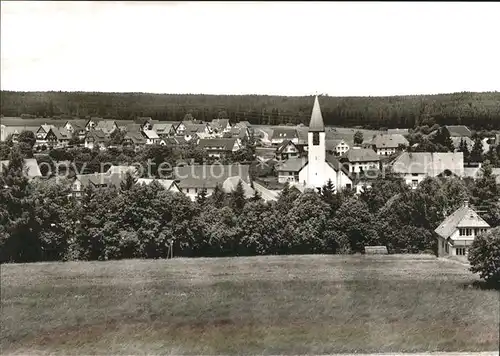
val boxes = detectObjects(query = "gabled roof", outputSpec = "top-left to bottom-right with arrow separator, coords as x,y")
198,138 -> 237,151
49,127 -> 71,140
445,125 -> 472,137
152,123 -> 174,134
174,164 -> 250,189
309,96 -> 325,132
124,131 -> 146,144
275,157 -> 308,172
143,130 -> 160,139
210,119 -> 230,130
271,127 -> 298,140
435,203 -> 490,239
366,134 -> 409,149
0,158 -> 42,178
234,121 -> 251,129
185,123 -> 207,133
222,176 -> 255,198
276,139 -> 299,154
391,152 -> 464,176
343,148 -> 380,163
86,130 -> 107,143
95,120 -> 117,133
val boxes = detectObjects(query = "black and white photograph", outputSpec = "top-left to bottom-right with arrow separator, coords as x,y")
1,1 -> 499,355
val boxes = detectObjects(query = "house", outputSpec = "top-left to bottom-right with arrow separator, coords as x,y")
71,172 -> 127,198
341,147 -> 380,173
64,120 -> 88,138
391,152 -> 464,189
122,131 -> 146,150
210,118 -> 232,133
0,158 -> 42,179
435,200 -> 490,257
444,125 -> 472,138
136,178 -> 181,193
197,138 -> 241,158
271,127 -> 298,146
84,130 -> 108,150
85,117 -> 103,131
152,123 -> 176,138
135,117 -> 159,131
143,130 -> 160,145
35,124 -> 53,141
326,138 -> 351,156
173,121 -> 187,135
173,163 -> 251,201
45,127 -> 71,148
276,139 -> 301,160
364,134 -> 409,156
94,120 -> 118,135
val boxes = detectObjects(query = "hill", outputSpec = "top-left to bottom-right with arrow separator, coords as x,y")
1,255 -> 498,354
1,91 -> 500,130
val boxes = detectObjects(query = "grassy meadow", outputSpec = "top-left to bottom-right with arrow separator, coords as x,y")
1,255 -> 498,355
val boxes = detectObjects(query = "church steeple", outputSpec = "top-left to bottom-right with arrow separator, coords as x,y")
309,95 -> 325,132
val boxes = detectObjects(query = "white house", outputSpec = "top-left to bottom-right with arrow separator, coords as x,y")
197,138 -> 241,158
391,152 -> 464,189
365,134 -> 409,156
341,147 -> 380,173
143,130 -> 160,145
435,200 -> 490,257
276,139 -> 301,160
326,139 -> 351,156
275,96 -> 353,192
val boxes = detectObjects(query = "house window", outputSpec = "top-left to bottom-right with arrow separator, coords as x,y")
459,228 -> 465,236
456,248 -> 466,256
195,188 -> 198,194
411,180 -> 418,188
186,188 -> 190,194
312,132 -> 319,146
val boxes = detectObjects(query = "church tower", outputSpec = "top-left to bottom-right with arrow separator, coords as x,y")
307,96 -> 326,189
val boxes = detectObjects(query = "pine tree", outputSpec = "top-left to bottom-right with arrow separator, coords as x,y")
210,183 -> 226,208
195,187 -> 208,206
120,171 -> 137,191
470,137 -> 484,163
231,180 -> 246,213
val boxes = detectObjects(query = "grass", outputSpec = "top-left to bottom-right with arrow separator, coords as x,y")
1,254 -> 498,355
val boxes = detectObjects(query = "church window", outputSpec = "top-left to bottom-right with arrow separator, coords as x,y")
313,132 -> 319,146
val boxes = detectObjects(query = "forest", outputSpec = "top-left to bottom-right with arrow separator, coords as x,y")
1,91 -> 500,130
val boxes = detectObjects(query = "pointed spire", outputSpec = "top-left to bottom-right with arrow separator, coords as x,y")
309,95 -> 325,132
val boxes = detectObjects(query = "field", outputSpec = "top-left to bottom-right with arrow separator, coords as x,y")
1,255 -> 498,355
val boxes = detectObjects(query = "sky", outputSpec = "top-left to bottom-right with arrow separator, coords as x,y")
1,1 -> 500,97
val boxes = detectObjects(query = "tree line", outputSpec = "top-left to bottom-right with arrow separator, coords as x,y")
2,145 -> 499,266
2,91 -> 500,130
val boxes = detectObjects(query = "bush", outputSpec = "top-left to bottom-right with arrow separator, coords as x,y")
468,227 -> 500,287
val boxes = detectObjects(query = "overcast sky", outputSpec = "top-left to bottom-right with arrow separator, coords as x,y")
1,1 -> 500,96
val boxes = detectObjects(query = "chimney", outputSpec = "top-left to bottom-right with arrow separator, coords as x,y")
464,200 -> 469,208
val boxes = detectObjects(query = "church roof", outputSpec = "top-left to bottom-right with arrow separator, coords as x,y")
309,96 -> 325,132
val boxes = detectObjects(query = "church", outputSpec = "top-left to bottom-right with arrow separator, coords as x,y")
276,96 -> 353,192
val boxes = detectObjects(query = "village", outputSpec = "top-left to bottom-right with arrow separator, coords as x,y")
1,96 -> 498,260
